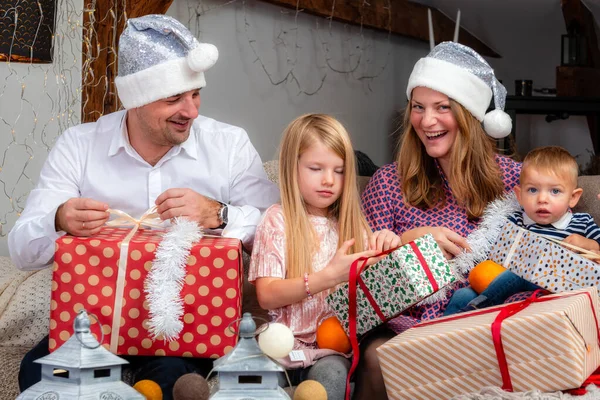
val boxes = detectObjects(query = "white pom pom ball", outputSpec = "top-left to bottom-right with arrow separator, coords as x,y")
483,109 -> 512,139
258,323 -> 295,359
187,43 -> 219,72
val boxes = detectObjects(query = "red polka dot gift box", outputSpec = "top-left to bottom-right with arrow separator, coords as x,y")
49,227 -> 242,358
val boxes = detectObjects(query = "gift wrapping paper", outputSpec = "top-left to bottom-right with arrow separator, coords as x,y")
489,221 -> 600,293
326,234 -> 456,336
377,287 -> 600,399
50,227 -> 242,358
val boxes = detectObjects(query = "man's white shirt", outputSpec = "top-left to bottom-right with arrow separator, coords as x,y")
9,110 -> 280,271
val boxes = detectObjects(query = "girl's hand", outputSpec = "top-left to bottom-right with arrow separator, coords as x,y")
369,229 -> 402,252
402,226 -> 469,259
327,238 -> 381,285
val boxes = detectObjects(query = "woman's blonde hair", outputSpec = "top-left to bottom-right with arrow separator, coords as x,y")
279,114 -> 371,279
397,98 -> 504,219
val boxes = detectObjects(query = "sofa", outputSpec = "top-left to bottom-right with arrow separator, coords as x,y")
1,163 -> 599,398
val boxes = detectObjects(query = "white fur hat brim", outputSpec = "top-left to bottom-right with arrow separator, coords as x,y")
406,57 -> 492,122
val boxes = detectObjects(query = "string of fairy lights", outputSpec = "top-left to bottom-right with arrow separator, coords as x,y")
0,0 -> 390,249
184,0 -> 392,95
0,0 -> 84,245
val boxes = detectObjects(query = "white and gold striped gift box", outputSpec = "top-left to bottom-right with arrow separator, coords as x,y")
377,287 -> 600,400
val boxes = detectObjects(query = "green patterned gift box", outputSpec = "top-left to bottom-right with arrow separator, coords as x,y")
326,233 -> 456,336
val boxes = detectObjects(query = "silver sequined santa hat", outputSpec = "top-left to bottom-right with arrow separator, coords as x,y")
406,41 -> 511,139
115,14 -> 218,109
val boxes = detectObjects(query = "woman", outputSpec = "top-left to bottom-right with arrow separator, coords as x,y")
355,42 -> 521,399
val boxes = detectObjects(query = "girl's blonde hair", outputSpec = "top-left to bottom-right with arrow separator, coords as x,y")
279,114 -> 371,279
397,98 -> 504,220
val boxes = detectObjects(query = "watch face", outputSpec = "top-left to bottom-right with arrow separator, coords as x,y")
219,203 -> 228,228
222,205 -> 228,224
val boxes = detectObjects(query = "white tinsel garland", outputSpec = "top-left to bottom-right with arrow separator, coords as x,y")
418,192 -> 521,305
145,218 -> 203,341
450,192 -> 521,276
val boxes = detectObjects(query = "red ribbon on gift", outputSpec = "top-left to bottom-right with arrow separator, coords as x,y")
344,240 -> 442,400
355,243 -> 440,327
410,241 -> 439,292
567,367 -> 600,395
415,289 -> 600,392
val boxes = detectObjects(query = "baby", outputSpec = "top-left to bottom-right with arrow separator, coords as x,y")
511,145 -> 600,250
444,146 -> 600,315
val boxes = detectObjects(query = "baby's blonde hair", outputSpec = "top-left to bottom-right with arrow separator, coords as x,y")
278,114 -> 371,279
520,146 -> 579,187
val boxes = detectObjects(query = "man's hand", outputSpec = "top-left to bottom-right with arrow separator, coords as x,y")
155,188 -> 222,228
55,198 -> 110,236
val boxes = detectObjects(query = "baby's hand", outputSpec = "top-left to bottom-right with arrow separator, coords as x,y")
591,250 -> 600,264
369,229 -> 402,252
563,234 -> 600,252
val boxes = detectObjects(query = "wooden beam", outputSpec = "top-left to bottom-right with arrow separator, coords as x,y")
258,0 -> 500,58
127,0 -> 174,20
557,0 -> 600,97
558,0 -> 600,151
81,0 -> 174,123
561,0 -> 600,67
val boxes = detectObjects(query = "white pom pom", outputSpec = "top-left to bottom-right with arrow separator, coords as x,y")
483,109 -> 512,139
187,43 -> 219,72
258,323 -> 295,359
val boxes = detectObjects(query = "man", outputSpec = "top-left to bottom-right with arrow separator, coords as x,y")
9,14 -> 279,398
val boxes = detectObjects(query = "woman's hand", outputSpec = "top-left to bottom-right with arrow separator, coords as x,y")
401,226 -> 469,259
326,239 -> 381,285
369,229 -> 402,252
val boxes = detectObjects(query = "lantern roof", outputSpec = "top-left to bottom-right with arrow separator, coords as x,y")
212,313 -> 285,373
35,310 -> 128,369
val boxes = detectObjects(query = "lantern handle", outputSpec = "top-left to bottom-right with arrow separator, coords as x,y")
226,314 -> 269,337
74,310 -> 105,349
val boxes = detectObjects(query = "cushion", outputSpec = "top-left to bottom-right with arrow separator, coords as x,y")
574,176 -> 600,223
0,257 -> 50,348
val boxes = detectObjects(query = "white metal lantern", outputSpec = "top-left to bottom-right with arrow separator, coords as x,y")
17,310 -> 144,400
210,312 -> 290,399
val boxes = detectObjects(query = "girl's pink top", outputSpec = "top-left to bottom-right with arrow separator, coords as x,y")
249,204 -> 347,367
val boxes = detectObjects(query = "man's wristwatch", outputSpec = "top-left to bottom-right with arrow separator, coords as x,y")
217,201 -> 228,229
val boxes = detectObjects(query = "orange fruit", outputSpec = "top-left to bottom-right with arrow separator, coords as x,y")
316,316 -> 351,353
133,379 -> 163,400
469,260 -> 506,294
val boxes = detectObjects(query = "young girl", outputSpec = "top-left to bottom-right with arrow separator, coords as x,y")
249,114 -> 400,399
